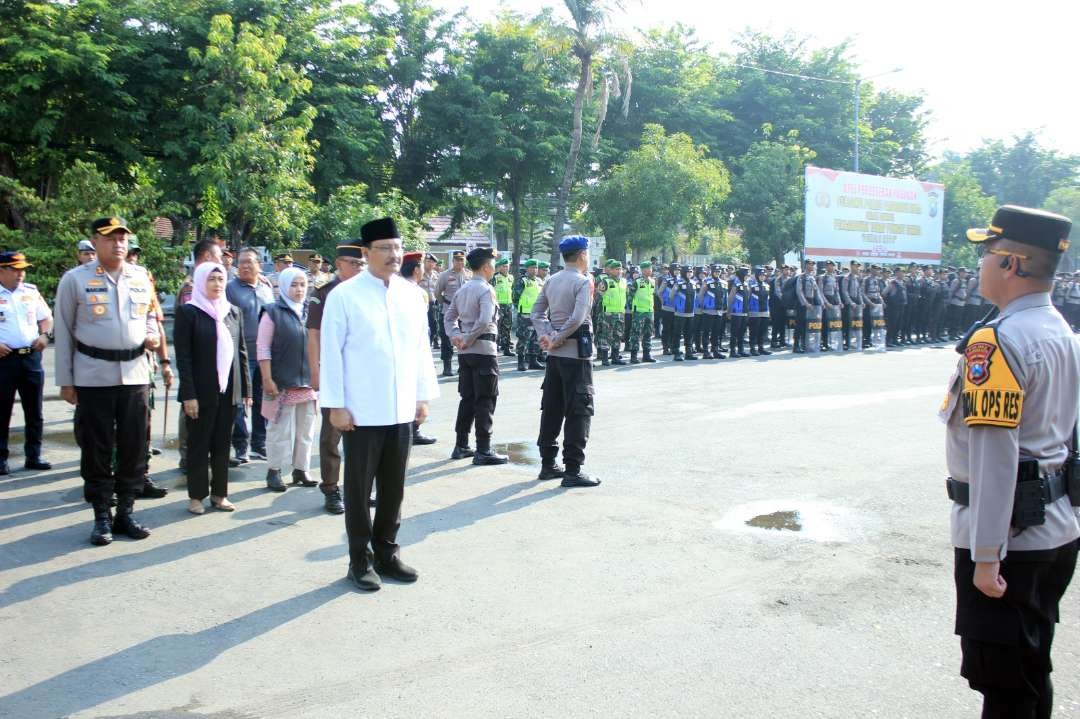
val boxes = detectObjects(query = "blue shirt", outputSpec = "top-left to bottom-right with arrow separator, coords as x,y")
226,276 -> 274,356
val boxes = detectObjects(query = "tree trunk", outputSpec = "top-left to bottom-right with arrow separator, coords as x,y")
509,182 -> 523,272
550,48 -> 593,265
0,151 -> 29,232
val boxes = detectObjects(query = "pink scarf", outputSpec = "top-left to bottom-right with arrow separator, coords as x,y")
189,262 -> 234,393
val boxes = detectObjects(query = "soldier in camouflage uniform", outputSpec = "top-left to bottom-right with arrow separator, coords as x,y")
492,257 -> 515,356
627,261 -> 657,363
513,259 -> 543,371
595,259 -> 628,366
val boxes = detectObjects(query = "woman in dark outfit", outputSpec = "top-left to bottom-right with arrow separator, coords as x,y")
174,262 -> 250,514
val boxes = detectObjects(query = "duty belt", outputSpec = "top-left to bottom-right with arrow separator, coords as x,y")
76,341 -> 145,362
947,471 -> 1067,507
7,347 -> 35,356
476,333 -> 497,343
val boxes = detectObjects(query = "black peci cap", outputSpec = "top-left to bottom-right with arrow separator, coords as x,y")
360,217 -> 400,245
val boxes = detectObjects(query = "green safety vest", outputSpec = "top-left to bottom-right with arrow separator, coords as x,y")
518,277 -> 541,313
601,277 -> 628,313
632,277 -> 654,312
493,273 -> 513,305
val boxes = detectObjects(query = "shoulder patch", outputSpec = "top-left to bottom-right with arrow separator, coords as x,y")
961,326 -> 1023,429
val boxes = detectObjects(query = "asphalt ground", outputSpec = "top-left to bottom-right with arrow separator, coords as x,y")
1,337 -> 1078,718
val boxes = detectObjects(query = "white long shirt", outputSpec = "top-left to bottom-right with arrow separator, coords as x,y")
319,270 -> 438,426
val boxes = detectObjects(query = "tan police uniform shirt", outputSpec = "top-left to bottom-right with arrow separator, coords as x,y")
530,266 -> 593,360
940,292 -> 1080,561
435,268 -> 471,306
54,260 -> 159,387
444,278 -> 497,356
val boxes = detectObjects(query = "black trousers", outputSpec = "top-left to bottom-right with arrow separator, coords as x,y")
75,385 -> 149,505
795,305 -> 808,349
342,423 -> 411,569
946,304 -> 966,337
885,302 -> 905,343
426,304 -> 438,346
660,309 -> 675,350
454,353 -> 499,448
537,356 -> 593,471
701,314 -> 720,353
770,302 -> 786,344
841,306 -> 854,347
729,314 -> 747,354
438,305 -> 453,363
672,315 -> 694,355
0,350 -> 44,463
318,408 -> 342,494
749,316 -> 767,350
186,391 -> 234,500
955,541 -> 1078,719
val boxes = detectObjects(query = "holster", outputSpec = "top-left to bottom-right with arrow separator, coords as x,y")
568,325 -> 593,359
1012,460 -> 1046,529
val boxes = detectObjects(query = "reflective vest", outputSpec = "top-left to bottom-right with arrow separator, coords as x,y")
493,273 -> 513,305
517,277 -> 541,313
632,277 -> 655,312
601,277 -> 628,313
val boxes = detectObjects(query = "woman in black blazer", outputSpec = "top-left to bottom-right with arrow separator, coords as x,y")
173,263 -> 251,514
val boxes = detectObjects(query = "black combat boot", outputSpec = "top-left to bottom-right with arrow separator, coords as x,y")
684,340 -> 697,360
630,350 -> 640,365
450,434 -> 475,459
112,496 -> 151,540
137,477 -> 169,499
473,438 -> 509,466
517,355 -> 527,372
537,461 -> 565,480
758,343 -> 771,356
560,466 -> 601,488
600,348 -> 610,366
502,346 -> 514,357
642,346 -> 657,363
90,503 -> 113,546
611,349 -> 627,365
324,489 -> 344,515
291,469 -> 318,487
528,357 -> 544,370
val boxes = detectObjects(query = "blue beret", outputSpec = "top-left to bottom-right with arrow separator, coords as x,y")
558,235 -> 589,253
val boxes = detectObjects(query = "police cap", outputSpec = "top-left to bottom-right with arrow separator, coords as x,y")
967,205 -> 1072,254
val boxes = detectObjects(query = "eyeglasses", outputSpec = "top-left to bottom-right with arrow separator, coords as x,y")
980,247 -> 1029,261
342,259 -> 364,268
368,243 -> 403,254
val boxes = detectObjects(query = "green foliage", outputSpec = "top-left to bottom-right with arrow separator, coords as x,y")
926,161 -> 996,270
726,135 -> 816,266
962,133 -> 1080,208
0,161 -> 184,299
585,125 -> 731,260
1044,186 -> 1080,270
306,184 -> 425,258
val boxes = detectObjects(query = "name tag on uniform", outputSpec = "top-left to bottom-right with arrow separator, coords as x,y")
85,286 -> 107,294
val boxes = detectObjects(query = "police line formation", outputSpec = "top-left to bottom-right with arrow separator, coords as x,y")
0,204 -> 1079,716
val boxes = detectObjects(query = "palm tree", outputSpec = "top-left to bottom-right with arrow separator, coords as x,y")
549,0 -> 630,264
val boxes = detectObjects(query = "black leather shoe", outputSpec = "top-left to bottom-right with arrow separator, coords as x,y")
517,357 -> 527,371
611,356 -> 628,366
266,469 -> 287,492
673,354 -> 684,361
228,457 -> 241,468
137,478 -> 168,499
347,564 -> 381,592
0,460 -> 9,476
374,556 -> 418,583
24,458 -> 52,471
291,469 -> 318,487
528,359 -> 545,370
441,362 -> 455,377
90,504 -> 113,546
473,450 -> 509,465
324,489 -> 344,515
450,445 -> 475,460
412,432 -> 437,445
538,464 -> 565,480
112,497 -> 151,540
560,471 -> 601,488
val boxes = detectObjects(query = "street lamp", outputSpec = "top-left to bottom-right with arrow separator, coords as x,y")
732,63 -> 903,173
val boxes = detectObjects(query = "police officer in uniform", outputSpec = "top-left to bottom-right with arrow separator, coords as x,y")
946,267 -> 970,339
77,239 -> 96,266
627,261 -> 657,364
658,265 -> 677,355
513,259 -> 543,371
942,205 -> 1079,717
436,250 -> 472,376
492,257 -> 515,357
697,264 -> 724,360
531,236 -> 599,488
861,265 -> 885,348
748,266 -> 772,356
817,260 -> 841,351
840,260 -> 864,350
670,265 -> 698,361
794,259 -> 822,353
445,247 -> 509,465
596,259 -> 628,366
0,251 -> 53,475
54,217 -> 159,546
727,266 -> 751,357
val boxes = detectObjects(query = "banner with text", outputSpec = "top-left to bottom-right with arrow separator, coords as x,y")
804,166 -> 944,264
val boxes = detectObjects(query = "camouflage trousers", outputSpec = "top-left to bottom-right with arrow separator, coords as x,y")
597,312 -> 625,354
515,314 -> 539,360
628,311 -> 654,354
497,304 -> 514,353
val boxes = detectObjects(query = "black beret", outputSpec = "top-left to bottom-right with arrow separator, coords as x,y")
360,217 -> 399,245
967,205 -> 1072,254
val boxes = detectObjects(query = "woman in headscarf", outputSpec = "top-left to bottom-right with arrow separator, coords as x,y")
174,262 -> 250,514
258,266 -> 318,492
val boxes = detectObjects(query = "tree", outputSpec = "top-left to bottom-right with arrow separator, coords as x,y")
412,12 -> 572,268
549,0 -> 630,262
306,183 -> 425,257
584,124 -> 731,261
1044,186 -> 1080,271
177,14 -> 317,247
926,160 -> 996,269
726,132 -> 816,267
963,132 -> 1080,208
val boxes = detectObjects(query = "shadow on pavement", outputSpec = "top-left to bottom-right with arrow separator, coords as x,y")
0,581 -> 350,718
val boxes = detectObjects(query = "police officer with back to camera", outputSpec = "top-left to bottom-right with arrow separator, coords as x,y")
531,235 -> 600,488
54,217 -> 160,546
941,205 -> 1080,718
0,251 -> 53,475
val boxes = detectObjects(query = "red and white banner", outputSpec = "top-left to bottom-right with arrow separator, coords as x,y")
804,166 -> 944,264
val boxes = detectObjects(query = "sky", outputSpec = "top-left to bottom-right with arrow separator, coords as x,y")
431,0 -> 1080,163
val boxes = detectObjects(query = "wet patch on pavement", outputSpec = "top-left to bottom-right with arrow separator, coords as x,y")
716,499 -> 874,543
746,510 -> 802,532
491,441 -> 541,468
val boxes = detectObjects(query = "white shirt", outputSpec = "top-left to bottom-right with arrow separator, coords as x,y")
319,270 -> 438,426
0,281 -> 52,349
